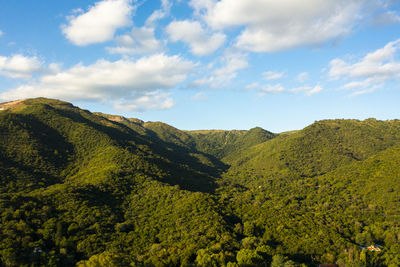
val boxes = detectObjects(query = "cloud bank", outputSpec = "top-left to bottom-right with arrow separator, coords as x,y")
263,71 -> 284,81
0,54 -> 43,79
62,0 -> 134,46
166,20 -> 225,56
329,39 -> 400,94
193,51 -> 248,87
108,26 -> 162,54
191,0 -> 373,52
0,54 -> 193,111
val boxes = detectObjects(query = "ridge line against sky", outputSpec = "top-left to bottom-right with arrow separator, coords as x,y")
0,0 -> 400,132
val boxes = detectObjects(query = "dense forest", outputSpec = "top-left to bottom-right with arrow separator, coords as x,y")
0,98 -> 399,266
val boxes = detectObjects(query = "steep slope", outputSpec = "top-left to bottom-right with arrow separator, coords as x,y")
224,119 -> 400,183
93,115 -> 229,177
1,98 -> 227,193
187,127 -> 276,159
217,119 -> 400,266
143,121 -> 197,150
215,145 -> 400,266
94,113 -> 276,161
314,144 -> 400,225
1,98 -> 400,266
0,98 -> 233,266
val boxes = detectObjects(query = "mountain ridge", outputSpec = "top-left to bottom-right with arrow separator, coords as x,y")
1,98 -> 399,266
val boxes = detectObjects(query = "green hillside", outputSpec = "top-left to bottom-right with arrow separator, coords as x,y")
187,127 -> 276,159
218,140 -> 400,267
0,98 -> 229,266
0,98 -> 399,266
224,119 -> 400,180
96,112 -> 275,160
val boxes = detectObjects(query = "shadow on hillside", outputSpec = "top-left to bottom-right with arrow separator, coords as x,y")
0,113 -> 75,187
54,107 -> 228,194
134,128 -> 230,193
0,154 -> 63,191
127,135 -> 229,194
54,107 -> 149,146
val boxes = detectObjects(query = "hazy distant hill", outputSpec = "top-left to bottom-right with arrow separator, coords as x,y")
0,98 -> 399,267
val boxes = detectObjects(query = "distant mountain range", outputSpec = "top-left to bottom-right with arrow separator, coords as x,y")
0,98 -> 399,266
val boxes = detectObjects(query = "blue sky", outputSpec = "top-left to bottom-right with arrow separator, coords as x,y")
1,0 -> 400,132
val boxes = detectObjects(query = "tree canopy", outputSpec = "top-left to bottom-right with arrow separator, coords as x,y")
0,98 -> 399,266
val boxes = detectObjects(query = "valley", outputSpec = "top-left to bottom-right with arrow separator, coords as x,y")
0,98 -> 399,266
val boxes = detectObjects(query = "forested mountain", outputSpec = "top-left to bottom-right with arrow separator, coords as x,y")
186,128 -> 276,159
0,98 -> 399,267
94,112 -> 275,159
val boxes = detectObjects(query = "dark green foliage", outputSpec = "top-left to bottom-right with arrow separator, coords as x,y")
0,98 -> 227,266
1,98 -> 400,266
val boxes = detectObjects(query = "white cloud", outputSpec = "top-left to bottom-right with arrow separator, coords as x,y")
245,83 -> 285,94
191,0 -> 377,52
245,82 -> 259,90
0,54 -> 43,79
329,39 -> 400,93
247,82 -> 322,96
48,63 -> 63,74
190,92 -> 208,101
263,71 -> 284,81
213,51 -> 248,77
193,51 -> 248,87
107,0 -> 169,55
0,54 -> 193,111
166,20 -> 225,56
190,0 -> 215,16
113,91 -> 175,111
341,79 -> 378,90
306,85 -> 323,96
297,72 -> 309,83
0,30 -> 3,37
107,26 -> 162,54
62,0 -> 134,46
291,85 -> 322,96
71,8 -> 84,14
260,84 -> 285,93
349,87 -> 377,96
372,11 -> 400,25
146,0 -> 172,25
